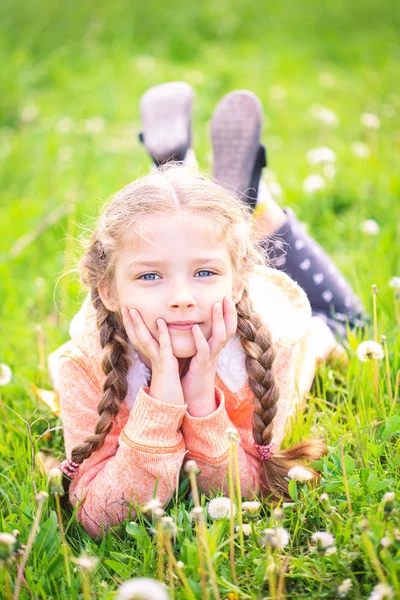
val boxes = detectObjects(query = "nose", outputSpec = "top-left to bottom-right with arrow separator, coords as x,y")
167,281 -> 196,310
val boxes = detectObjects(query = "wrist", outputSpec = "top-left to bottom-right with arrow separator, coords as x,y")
186,387 -> 218,417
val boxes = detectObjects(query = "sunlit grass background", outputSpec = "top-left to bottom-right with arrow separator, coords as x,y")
0,0 -> 400,598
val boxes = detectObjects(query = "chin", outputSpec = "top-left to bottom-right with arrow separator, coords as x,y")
171,341 -> 197,358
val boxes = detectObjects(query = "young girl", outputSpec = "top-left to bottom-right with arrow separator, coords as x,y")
46,86 -> 365,540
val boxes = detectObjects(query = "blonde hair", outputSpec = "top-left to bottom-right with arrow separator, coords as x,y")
65,164 -> 325,498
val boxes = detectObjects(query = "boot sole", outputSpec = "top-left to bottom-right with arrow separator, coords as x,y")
211,90 -> 263,199
140,81 -> 194,165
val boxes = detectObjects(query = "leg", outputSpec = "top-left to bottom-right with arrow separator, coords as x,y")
210,90 -> 368,342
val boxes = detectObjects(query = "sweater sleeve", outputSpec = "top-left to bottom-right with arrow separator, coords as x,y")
58,356 -> 187,539
182,385 -> 262,498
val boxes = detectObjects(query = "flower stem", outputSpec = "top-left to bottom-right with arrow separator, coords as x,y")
4,568 -> 12,600
339,439 -> 353,515
232,443 -> 244,559
164,534 -> 197,600
81,571 -> 91,600
55,494 -> 71,587
156,520 -> 165,583
266,547 -> 277,600
13,496 -> 46,600
372,284 -> 378,342
228,444 -> 238,586
361,530 -> 388,585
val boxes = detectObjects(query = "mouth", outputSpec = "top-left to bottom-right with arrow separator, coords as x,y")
167,322 -> 202,331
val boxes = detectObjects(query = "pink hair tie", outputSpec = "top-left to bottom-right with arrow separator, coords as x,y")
254,442 -> 274,461
60,458 -> 81,480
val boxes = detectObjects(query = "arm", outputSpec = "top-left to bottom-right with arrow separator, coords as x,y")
182,385 -> 262,498
58,356 -> 187,539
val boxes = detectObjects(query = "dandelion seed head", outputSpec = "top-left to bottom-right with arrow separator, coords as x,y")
287,466 -> 314,482
338,578 -> 353,597
242,501 -> 261,515
262,527 -> 290,549
20,105 -> 39,122
115,577 -> 168,600
35,491 -> 49,504
226,427 -> 239,442
142,498 -> 162,512
55,117 -> 74,134
74,553 -> 99,571
0,363 -> 12,386
310,105 -> 339,127
311,531 -> 335,549
357,340 -> 384,362
303,174 -> 326,194
380,536 -> 392,548
207,497 -> 236,520
184,459 -> 200,474
368,583 -> 394,600
361,113 -> 381,129
360,219 -> 380,235
351,141 -> 370,158
0,533 -> 17,559
389,277 -> 400,292
306,147 -> 337,165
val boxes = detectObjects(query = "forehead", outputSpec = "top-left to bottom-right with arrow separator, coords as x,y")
121,214 -> 230,264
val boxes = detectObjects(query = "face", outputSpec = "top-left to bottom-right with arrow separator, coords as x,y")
99,215 -> 244,367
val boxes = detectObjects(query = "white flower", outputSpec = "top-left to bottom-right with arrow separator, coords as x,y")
142,498 -> 162,512
325,545 -> 337,556
74,553 -> 99,571
338,578 -> 353,597
360,219 -> 380,235
184,459 -> 199,474
242,501 -> 261,515
368,583 -> 394,600
262,527 -> 290,549
0,364 -> 12,386
382,492 -> 395,503
57,146 -> 73,163
20,105 -> 39,122
0,533 -> 17,558
306,147 -> 337,165
287,466 -> 314,482
303,174 -> 326,194
318,72 -> 336,88
207,497 -> 236,520
310,105 -> 339,127
235,523 -> 252,536
85,116 -> 106,134
380,536 -> 392,548
351,141 -> 370,158
361,113 -> 381,129
55,117 -> 74,134
311,531 -> 335,549
115,577 -> 168,600
270,85 -> 287,101
357,340 -> 384,362
226,427 -> 239,442
389,277 -> 400,292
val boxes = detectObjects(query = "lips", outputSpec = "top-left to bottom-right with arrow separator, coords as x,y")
167,322 -> 201,331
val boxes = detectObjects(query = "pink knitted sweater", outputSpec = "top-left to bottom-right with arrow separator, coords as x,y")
48,265 -> 325,539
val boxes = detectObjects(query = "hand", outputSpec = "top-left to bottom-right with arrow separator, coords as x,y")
121,308 -> 184,406
180,296 -> 238,413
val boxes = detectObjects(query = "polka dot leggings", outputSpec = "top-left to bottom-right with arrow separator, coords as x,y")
259,208 -> 368,342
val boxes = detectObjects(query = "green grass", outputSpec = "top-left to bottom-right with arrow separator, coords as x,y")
1,0 -> 400,598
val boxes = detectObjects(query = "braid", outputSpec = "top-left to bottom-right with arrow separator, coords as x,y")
236,286 -> 326,500
62,287 -> 130,493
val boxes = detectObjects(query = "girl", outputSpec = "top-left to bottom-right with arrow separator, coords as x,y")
46,87 -> 365,540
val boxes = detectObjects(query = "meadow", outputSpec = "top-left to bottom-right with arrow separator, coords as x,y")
0,0 -> 399,598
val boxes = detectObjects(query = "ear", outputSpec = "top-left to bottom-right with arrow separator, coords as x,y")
98,285 -> 119,312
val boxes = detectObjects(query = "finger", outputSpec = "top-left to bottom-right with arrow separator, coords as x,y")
128,308 -> 159,356
121,307 -> 140,346
209,302 -> 227,353
157,319 -> 174,354
192,324 -> 210,358
223,296 -> 238,339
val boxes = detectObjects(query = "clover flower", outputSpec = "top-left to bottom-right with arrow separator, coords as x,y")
235,523 -> 252,536
262,527 -> 290,549
361,113 -> 381,129
380,536 -> 392,548
337,578 -> 353,598
306,147 -> 336,165
311,531 -> 335,551
0,532 -> 18,565
190,506 -> 204,521
287,466 -> 314,482
357,340 -> 384,362
207,497 -> 236,520
115,577 -> 168,600
360,219 -> 380,235
368,583 -> 394,600
319,493 -> 334,514
160,516 -> 177,536
382,492 -> 395,514
0,363 -> 12,386
142,498 -> 162,512
303,174 -> 326,194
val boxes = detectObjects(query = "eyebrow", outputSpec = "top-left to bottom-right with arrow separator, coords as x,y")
127,257 -> 226,269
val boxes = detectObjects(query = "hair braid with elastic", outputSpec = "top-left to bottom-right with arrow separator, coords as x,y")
62,285 -> 130,492
236,286 -> 326,500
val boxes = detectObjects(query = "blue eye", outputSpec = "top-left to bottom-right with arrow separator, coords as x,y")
137,270 -> 216,281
